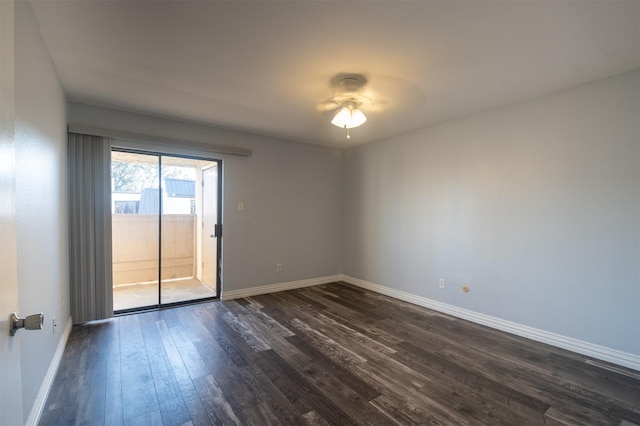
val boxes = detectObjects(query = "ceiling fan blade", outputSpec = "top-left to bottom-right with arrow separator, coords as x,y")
316,100 -> 340,112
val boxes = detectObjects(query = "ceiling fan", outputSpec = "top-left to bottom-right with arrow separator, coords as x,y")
318,73 -> 376,139
317,72 -> 423,140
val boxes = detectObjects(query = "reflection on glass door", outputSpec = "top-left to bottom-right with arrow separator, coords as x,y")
111,150 -> 221,312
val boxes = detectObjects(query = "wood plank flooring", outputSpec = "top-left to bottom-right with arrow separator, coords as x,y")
40,282 -> 640,425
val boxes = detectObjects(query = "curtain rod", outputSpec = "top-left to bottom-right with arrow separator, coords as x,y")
68,125 -> 252,157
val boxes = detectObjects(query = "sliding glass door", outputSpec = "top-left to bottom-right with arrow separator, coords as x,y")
111,150 -> 221,312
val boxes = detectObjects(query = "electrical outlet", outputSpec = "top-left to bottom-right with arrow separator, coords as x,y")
439,278 -> 446,289
276,264 -> 282,272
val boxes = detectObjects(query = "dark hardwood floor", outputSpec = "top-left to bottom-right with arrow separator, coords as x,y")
40,282 -> 639,425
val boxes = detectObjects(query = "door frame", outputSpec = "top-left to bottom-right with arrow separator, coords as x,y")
111,147 -> 223,313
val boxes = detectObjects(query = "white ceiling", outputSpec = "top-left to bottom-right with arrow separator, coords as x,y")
29,0 -> 639,148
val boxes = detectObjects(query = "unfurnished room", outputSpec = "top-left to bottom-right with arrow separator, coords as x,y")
0,1 -> 639,425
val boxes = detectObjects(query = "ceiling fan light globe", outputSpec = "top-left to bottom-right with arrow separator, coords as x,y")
331,106 -> 367,129
331,106 -> 352,128
349,108 -> 367,128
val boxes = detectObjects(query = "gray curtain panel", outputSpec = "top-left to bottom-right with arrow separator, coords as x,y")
68,132 -> 113,323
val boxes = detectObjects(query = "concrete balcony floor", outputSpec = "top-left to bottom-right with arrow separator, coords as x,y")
113,278 -> 216,311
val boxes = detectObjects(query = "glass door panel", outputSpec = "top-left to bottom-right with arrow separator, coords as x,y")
160,156 -> 218,304
111,151 -> 160,311
112,150 -> 221,312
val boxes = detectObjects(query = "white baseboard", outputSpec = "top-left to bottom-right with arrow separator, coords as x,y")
221,275 -> 343,300
341,275 -> 640,372
26,316 -> 73,426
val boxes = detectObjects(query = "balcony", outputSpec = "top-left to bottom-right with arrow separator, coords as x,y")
112,214 -> 216,311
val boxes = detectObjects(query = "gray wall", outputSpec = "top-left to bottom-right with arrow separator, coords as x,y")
343,71 -> 640,356
68,103 -> 344,293
15,1 -> 70,420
